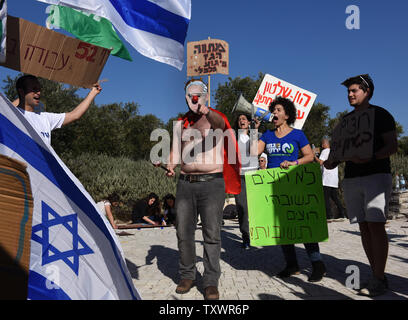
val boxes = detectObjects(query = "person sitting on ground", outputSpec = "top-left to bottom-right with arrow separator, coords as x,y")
131,193 -> 164,226
96,193 -> 120,229
162,194 -> 176,225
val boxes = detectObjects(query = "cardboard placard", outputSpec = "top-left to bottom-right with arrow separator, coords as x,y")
0,16 -> 110,88
187,39 -> 229,76
252,74 -> 317,129
0,154 -> 33,299
329,108 -> 375,162
245,163 -> 328,246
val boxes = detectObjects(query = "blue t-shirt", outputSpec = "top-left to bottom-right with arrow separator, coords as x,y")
260,129 -> 309,168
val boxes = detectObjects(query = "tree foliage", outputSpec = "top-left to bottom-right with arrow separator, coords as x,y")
2,75 -> 164,160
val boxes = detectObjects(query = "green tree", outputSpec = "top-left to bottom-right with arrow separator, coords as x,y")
302,102 -> 331,147
398,136 -> 408,155
2,74 -> 164,160
214,73 -> 264,125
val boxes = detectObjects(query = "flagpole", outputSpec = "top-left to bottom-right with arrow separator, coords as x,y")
208,36 -> 211,108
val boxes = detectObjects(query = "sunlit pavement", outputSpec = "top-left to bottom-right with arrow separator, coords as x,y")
118,218 -> 408,300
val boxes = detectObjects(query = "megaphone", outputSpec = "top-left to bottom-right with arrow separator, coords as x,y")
232,94 -> 254,117
232,94 -> 274,122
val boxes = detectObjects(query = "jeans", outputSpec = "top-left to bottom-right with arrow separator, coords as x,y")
281,243 -> 322,267
234,176 -> 250,244
324,186 -> 346,219
175,176 -> 225,288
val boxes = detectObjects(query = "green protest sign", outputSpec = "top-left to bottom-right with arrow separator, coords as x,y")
245,162 -> 329,246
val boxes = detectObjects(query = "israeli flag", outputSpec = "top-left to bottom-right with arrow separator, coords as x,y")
37,0 -> 191,70
0,93 -> 141,300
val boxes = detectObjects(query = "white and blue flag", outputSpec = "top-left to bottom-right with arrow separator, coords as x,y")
0,93 -> 141,300
37,0 -> 191,70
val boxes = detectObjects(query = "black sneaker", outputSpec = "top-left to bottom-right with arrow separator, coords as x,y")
277,265 -> 300,278
241,242 -> 250,250
358,277 -> 387,297
308,261 -> 326,282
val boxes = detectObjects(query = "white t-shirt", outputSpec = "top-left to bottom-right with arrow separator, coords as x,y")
319,148 -> 339,188
18,109 -> 65,145
238,132 -> 258,174
96,200 -> 111,217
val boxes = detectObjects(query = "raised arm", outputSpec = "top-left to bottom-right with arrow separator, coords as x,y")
63,83 -> 102,126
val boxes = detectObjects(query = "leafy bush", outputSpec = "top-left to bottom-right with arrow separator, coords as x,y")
60,152 -> 177,221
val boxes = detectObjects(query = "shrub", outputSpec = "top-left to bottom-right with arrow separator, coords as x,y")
60,152 -> 177,221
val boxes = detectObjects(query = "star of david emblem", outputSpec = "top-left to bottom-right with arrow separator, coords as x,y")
32,201 -> 94,275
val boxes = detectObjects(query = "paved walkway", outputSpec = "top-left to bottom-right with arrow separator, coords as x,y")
118,218 -> 408,300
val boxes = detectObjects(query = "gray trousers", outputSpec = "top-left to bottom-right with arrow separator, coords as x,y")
175,177 -> 225,288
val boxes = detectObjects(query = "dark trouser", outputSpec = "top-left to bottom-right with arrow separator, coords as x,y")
175,177 -> 225,288
324,186 -> 346,219
281,243 -> 322,267
234,176 -> 250,244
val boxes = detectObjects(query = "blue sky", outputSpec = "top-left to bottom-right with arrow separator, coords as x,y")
1,0 -> 408,135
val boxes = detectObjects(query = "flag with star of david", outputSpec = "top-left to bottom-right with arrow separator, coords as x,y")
0,93 -> 141,300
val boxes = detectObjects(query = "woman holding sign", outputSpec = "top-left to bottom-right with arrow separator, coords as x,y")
257,96 -> 327,282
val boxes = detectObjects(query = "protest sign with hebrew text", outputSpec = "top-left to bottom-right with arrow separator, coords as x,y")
329,108 -> 374,162
252,74 -> 317,129
187,39 -> 229,76
245,163 -> 328,246
0,16 -> 110,88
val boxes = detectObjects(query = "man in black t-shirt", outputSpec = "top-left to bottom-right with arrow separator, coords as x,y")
324,74 -> 398,297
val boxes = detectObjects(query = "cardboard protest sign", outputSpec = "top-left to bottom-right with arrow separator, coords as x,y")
0,16 -> 110,88
187,39 -> 229,76
252,74 -> 317,129
329,108 -> 374,162
245,163 -> 328,246
0,154 -> 33,299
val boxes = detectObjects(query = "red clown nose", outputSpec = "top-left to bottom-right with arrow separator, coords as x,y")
192,95 -> 199,104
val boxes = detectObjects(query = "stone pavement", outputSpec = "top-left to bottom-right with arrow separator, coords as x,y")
118,218 -> 408,300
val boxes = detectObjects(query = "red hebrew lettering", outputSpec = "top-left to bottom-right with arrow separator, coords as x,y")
293,91 -> 300,103
263,82 -> 272,95
272,82 -> 279,95
54,54 -> 69,71
86,46 -> 97,62
45,51 -> 58,69
75,42 -> 98,63
24,44 -> 36,60
282,87 -> 292,98
302,93 -> 311,107
35,46 -> 46,63
297,110 -> 305,119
